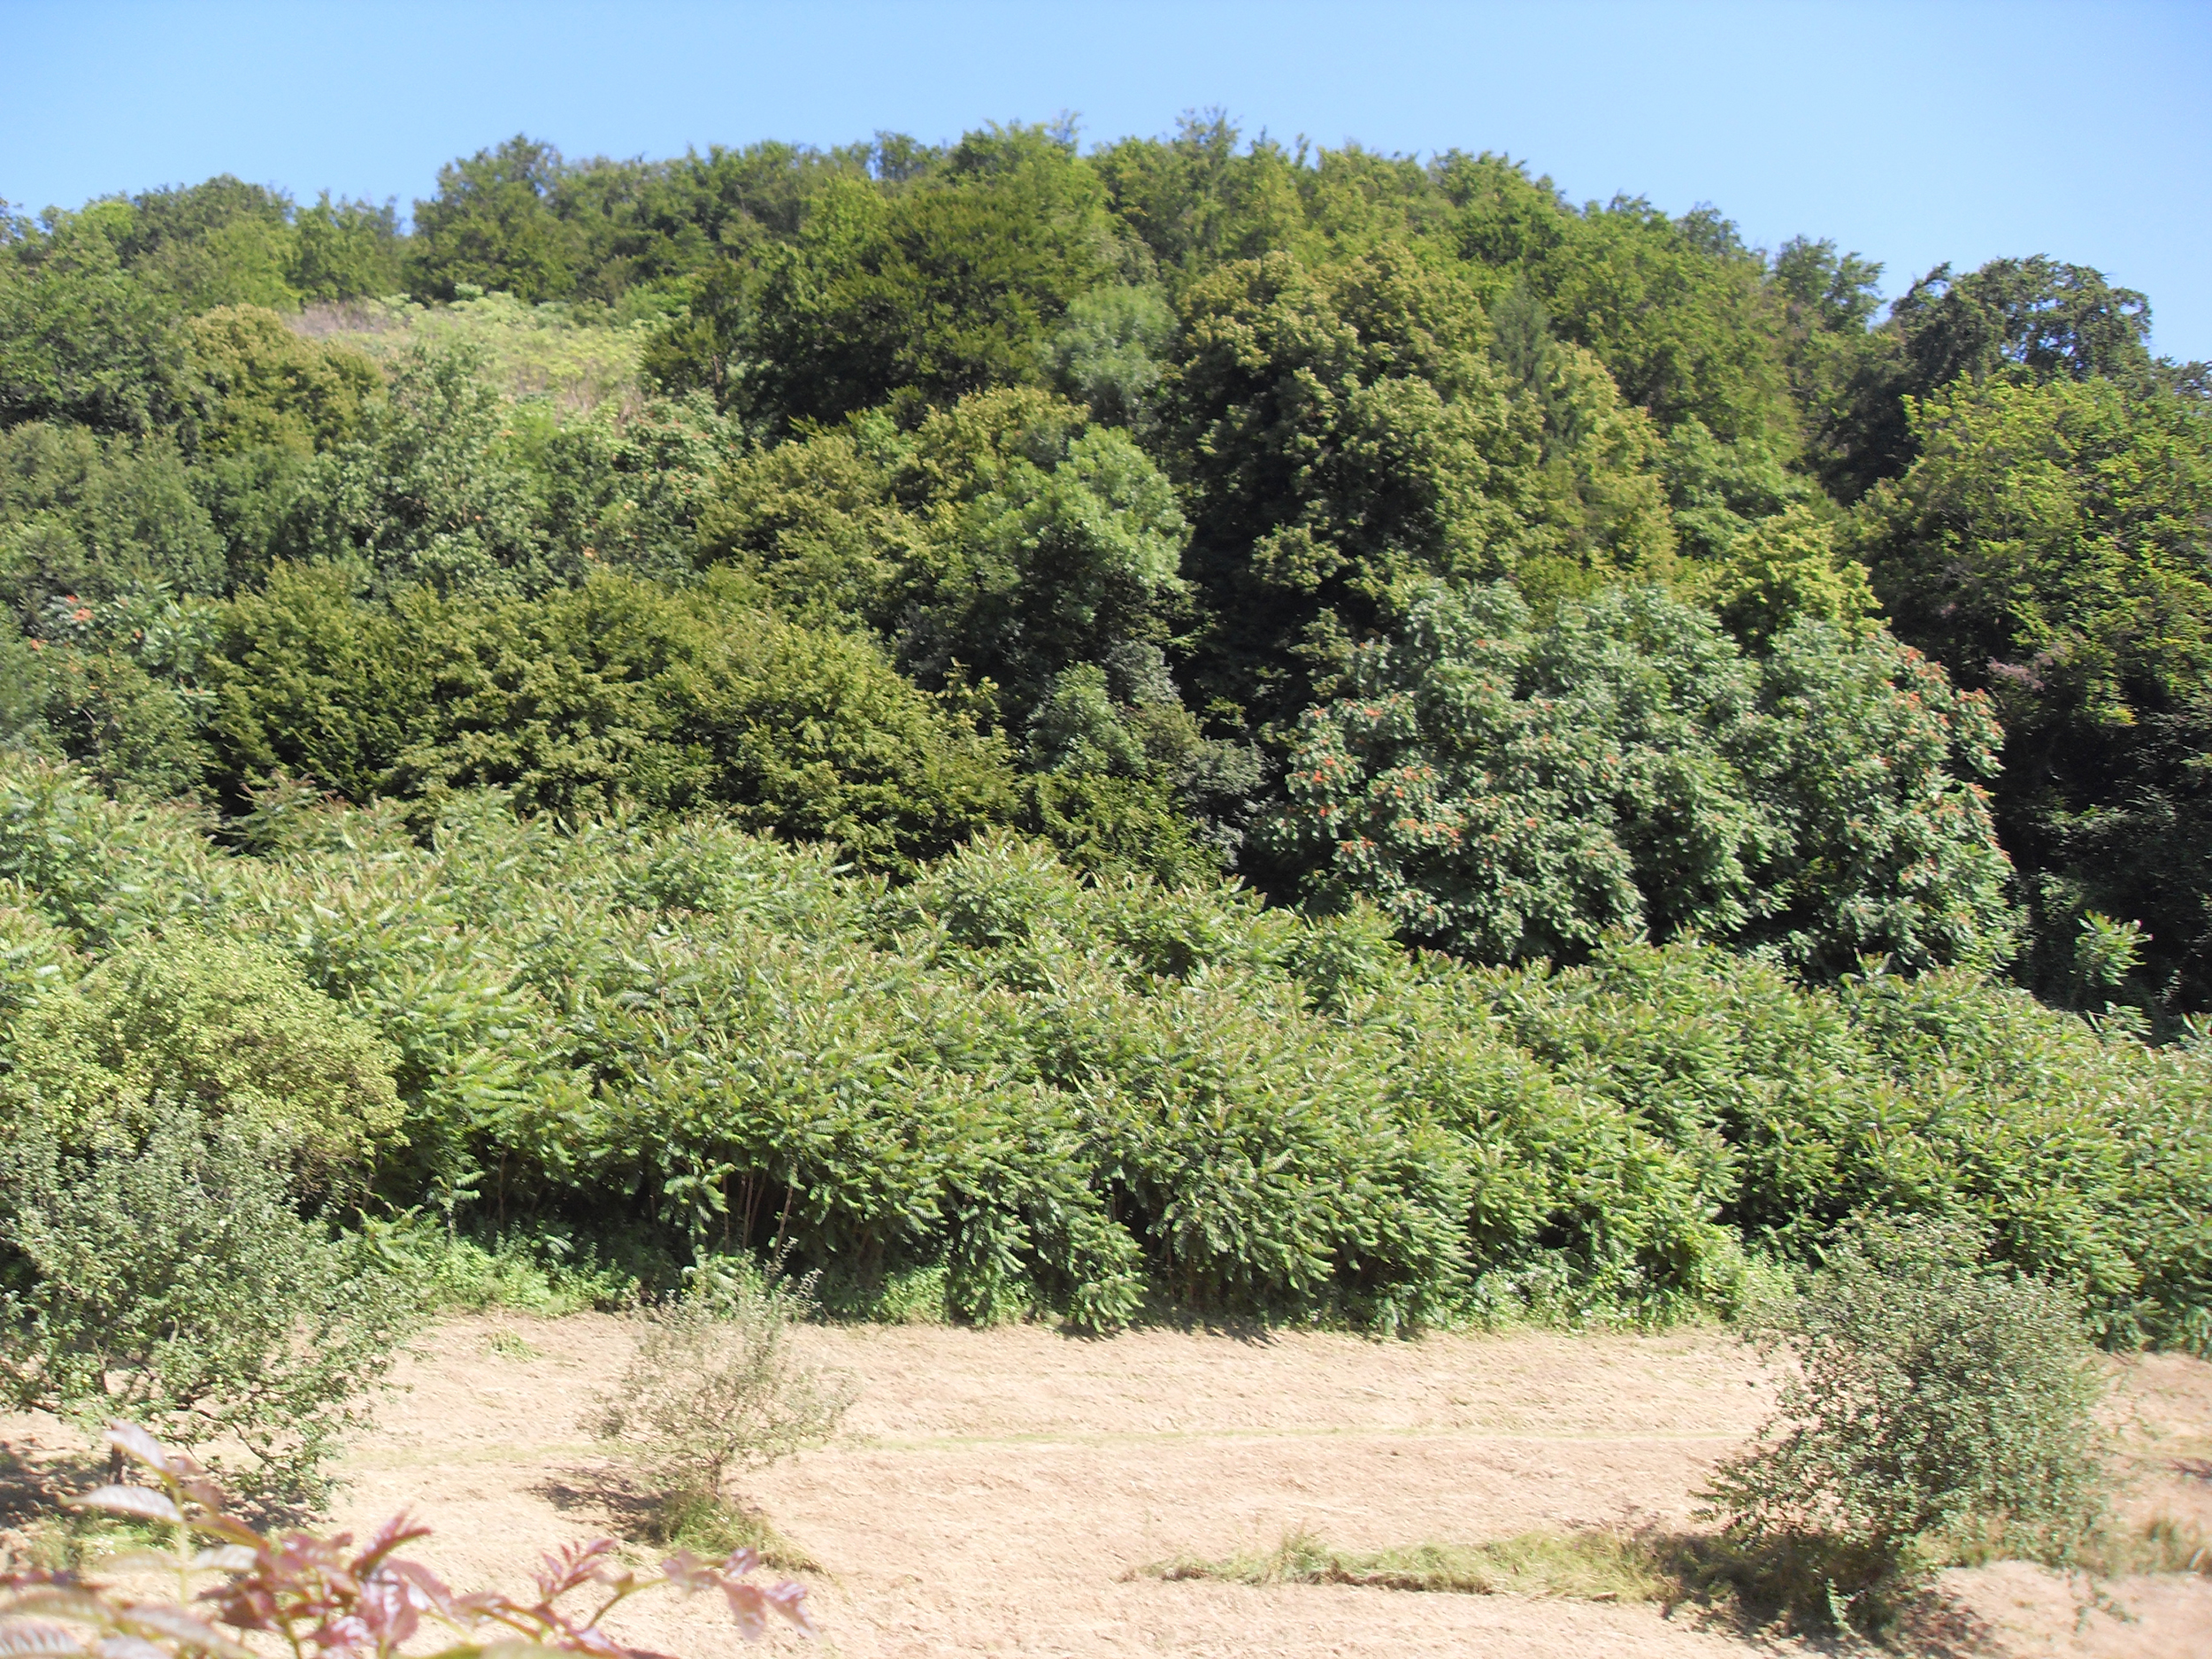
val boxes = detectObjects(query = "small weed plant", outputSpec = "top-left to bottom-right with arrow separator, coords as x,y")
586,1263 -> 857,1543
0,1110 -> 417,1506
0,1421 -> 814,1657
1699,1220 -> 2116,1631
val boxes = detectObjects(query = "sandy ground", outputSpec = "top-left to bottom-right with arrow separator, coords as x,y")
5,1317 -> 2209,1658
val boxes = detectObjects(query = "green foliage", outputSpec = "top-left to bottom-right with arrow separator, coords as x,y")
3,127 -> 2212,1363
0,1109 -> 417,1503
1160,242 -> 1673,726
703,388 -> 1191,724
1269,582 -> 2016,976
1045,283 -> 1173,428
0,421 -> 227,607
0,929 -> 404,1187
1857,372 -> 2212,1009
0,225 -> 196,434
1532,198 -> 1794,445
207,566 -> 1021,873
1690,503 -> 1877,649
538,392 -> 734,580
1820,256 -> 2160,496
680,126 -> 1117,428
409,136 -> 587,304
289,192 -> 404,303
4,763 -> 2199,1343
279,342 -> 553,595
188,306 -> 381,457
1701,1222 -> 2113,1629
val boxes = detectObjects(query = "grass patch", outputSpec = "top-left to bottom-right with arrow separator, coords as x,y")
1141,1525 -> 1673,1602
645,1490 -> 819,1575
1948,1511 -> 2212,1579
485,1325 -> 542,1362
1142,1515 -> 2212,1640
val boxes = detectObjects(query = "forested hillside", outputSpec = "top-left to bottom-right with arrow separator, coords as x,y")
1,120 -> 2207,1348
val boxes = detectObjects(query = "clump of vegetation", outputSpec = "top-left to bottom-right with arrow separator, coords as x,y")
0,1421 -> 815,1654
585,1264 -> 856,1554
0,1109 -> 417,1506
1699,1220 -> 2116,1632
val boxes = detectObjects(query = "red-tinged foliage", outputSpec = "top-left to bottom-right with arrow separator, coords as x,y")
0,1425 -> 814,1659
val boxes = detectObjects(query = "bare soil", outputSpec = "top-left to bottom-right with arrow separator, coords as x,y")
6,1317 -> 2209,1658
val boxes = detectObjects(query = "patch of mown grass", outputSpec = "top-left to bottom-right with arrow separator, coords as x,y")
1948,1511 -> 2212,1579
1139,1525 -> 1677,1602
1141,1511 -> 2212,1640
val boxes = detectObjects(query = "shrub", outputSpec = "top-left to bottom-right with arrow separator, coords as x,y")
1700,1221 -> 2113,1630
585,1266 -> 856,1520
0,1110 -> 417,1505
1,929 -> 403,1188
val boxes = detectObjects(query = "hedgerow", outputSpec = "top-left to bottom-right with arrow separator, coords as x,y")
0,754 -> 2205,1344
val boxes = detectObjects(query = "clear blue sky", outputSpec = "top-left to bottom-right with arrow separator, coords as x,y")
4,0 -> 2208,358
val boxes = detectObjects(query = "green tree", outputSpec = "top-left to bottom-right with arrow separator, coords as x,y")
1267,581 -> 2015,975
1159,242 -> 1672,729
720,126 -> 1117,428
409,136 -> 585,303
0,1108 -> 414,1503
0,422 -> 228,608
188,304 -> 382,457
0,224 -> 196,434
112,176 -> 303,313
289,192 -> 404,302
280,342 -> 550,595
207,566 -> 1024,875
2,929 -> 403,1186
1535,199 -> 1794,445
703,388 -> 1192,731
1816,255 -> 2160,499
1855,372 -> 2212,1008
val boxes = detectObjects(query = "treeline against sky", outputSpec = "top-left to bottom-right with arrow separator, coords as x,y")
0,120 -> 2207,1332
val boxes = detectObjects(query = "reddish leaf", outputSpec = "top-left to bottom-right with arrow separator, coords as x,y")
99,1427 -> 169,1480
718,1583 -> 765,1642
350,1515 -> 433,1577
69,1489 -> 180,1527
762,1580 -> 814,1637
530,1543 -> 614,1606
0,1620 -> 88,1658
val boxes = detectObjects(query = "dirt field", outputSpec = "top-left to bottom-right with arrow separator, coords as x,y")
6,1316 -> 2210,1658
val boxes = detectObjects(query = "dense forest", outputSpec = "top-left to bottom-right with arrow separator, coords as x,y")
1,120 -> 2207,1351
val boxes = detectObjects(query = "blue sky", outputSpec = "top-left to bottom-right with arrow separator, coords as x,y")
5,1 -> 2208,358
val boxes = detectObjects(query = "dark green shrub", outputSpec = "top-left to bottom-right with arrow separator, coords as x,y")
0,1109 -> 417,1504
